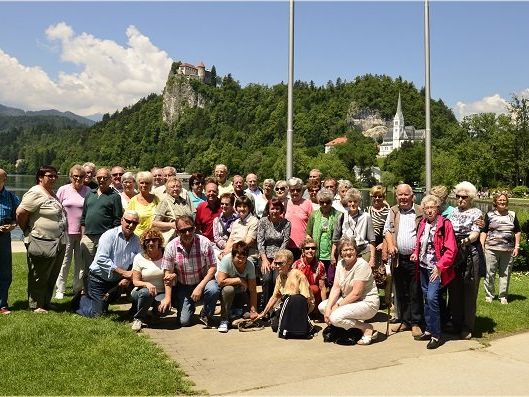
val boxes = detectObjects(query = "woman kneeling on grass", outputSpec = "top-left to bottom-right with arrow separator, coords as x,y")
130,228 -> 172,332
410,195 -> 457,349
319,237 -> 380,345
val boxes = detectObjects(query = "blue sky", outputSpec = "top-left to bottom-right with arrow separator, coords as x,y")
0,1 -> 527,118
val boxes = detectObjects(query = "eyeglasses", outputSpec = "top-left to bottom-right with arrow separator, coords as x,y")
290,188 -> 301,192
319,201 -> 331,205
144,238 -> 160,243
456,194 -> 469,200
123,218 -> 139,226
97,176 -> 110,181
273,261 -> 285,266
303,246 -> 317,251
112,173 -> 124,177
193,181 -> 203,186
71,175 -> 83,180
275,187 -> 286,192
177,226 -> 194,234
44,174 -> 58,179
341,247 -> 355,253
372,195 -> 384,199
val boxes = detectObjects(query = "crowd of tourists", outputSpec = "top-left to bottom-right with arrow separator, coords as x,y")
0,164 -> 521,348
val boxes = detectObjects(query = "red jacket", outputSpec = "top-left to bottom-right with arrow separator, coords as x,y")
413,215 -> 458,287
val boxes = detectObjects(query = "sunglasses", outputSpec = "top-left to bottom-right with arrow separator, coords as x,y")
193,181 -> 204,186
303,246 -> 317,251
372,195 -> 384,199
144,238 -> 160,243
44,174 -> 58,179
275,187 -> 286,192
290,188 -> 302,192
97,176 -> 110,181
177,226 -> 194,234
273,261 -> 286,266
71,175 -> 83,180
456,194 -> 469,200
123,218 -> 139,226
112,172 -> 124,177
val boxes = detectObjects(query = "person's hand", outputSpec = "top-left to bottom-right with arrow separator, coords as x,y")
430,266 -> 440,282
368,258 -> 375,268
324,313 -> 331,325
474,217 -> 485,229
388,244 -> 398,257
121,270 -> 133,280
145,282 -> 157,296
330,257 -> 337,267
164,273 -> 176,285
158,298 -> 171,314
118,278 -> 130,288
239,277 -> 248,292
376,243 -> 383,251
191,284 -> 204,302
261,258 -> 271,274
513,247 -> 520,258
249,311 -> 258,321
410,253 -> 418,262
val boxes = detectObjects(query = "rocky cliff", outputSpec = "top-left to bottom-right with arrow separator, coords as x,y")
162,73 -> 206,125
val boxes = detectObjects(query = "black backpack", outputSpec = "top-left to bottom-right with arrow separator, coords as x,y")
277,294 -> 313,339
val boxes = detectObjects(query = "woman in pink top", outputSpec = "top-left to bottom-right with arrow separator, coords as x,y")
285,177 -> 313,259
55,164 -> 91,299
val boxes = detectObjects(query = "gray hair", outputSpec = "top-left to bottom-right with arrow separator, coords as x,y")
338,237 -> 358,254
454,181 -> 477,200
316,188 -> 335,203
82,162 -> 96,172
123,210 -> 139,220
287,177 -> 303,188
136,171 -> 154,184
121,171 -> 136,183
69,164 -> 85,177
344,188 -> 362,203
337,179 -> 353,190
421,194 -> 441,208
263,178 -> 275,188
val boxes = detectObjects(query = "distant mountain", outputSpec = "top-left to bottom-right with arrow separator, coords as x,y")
85,113 -> 104,122
0,104 -> 95,126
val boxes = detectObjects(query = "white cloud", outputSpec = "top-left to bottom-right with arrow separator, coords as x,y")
0,23 -> 173,116
454,94 -> 509,120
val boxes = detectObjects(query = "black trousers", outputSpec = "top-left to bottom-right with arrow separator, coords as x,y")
394,254 -> 424,326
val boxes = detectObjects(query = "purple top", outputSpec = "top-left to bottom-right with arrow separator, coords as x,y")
56,183 -> 90,235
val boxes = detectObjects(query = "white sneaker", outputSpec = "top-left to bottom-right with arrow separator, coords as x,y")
55,291 -> 64,300
218,320 -> 229,333
500,297 -> 508,305
131,319 -> 143,332
485,296 -> 493,303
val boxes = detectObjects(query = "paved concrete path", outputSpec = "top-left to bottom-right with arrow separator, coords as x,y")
144,311 -> 529,396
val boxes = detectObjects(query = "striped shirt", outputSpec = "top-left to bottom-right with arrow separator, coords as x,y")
367,205 -> 390,243
162,234 -> 216,285
383,207 -> 417,256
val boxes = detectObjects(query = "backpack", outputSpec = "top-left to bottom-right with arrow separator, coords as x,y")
277,294 -> 314,339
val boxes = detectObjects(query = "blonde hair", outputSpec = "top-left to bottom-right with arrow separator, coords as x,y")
429,185 -> 449,203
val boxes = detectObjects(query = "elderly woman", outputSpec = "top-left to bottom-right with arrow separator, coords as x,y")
447,181 -> 484,340
257,197 -> 291,311
481,192 -> 521,305
16,165 -> 67,313
319,237 -> 380,345
54,164 -> 91,299
152,176 -> 192,246
255,178 -> 275,218
126,171 -> 159,237
410,195 -> 457,349
257,249 -> 315,323
274,180 -> 289,207
219,196 -> 259,264
212,193 -> 239,254
332,188 -> 375,268
130,228 -> 172,332
82,162 -> 97,189
306,188 -> 339,286
187,173 -> 206,214
334,179 -> 353,213
306,179 -> 321,211
285,177 -> 313,259
120,171 -> 137,209
293,237 -> 327,311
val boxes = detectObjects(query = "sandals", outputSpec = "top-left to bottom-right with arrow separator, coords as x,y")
357,330 -> 378,346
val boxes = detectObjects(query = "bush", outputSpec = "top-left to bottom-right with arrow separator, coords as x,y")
512,185 -> 529,198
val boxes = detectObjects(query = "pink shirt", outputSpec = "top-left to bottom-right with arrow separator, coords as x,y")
56,183 -> 90,235
285,198 -> 313,248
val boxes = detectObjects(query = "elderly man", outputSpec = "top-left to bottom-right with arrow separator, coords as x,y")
216,241 -> 258,332
76,210 -> 141,317
153,166 -> 189,202
110,166 -> 125,193
0,169 -> 20,315
195,181 -> 222,242
162,215 -> 220,327
303,169 -> 322,199
82,162 -> 98,189
151,167 -> 164,189
215,164 -> 234,195
80,168 -> 123,291
384,183 -> 424,338
245,173 -> 262,198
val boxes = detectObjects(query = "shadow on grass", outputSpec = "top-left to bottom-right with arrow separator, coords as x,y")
473,315 -> 497,338
507,293 -> 526,303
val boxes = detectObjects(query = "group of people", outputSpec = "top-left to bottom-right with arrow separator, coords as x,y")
0,164 -> 522,348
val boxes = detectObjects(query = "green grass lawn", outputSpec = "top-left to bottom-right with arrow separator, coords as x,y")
0,253 -> 197,396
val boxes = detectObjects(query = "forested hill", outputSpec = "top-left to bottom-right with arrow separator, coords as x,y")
1,74 -> 459,181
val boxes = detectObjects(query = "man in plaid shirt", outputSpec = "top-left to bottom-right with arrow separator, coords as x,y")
162,215 -> 220,327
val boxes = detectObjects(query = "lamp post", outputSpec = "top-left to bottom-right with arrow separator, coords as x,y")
424,0 -> 432,191
286,0 -> 294,179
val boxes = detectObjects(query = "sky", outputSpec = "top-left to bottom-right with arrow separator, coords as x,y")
0,1 -> 527,120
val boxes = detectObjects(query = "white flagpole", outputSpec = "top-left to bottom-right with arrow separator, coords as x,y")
286,0 -> 294,179
424,0 -> 432,191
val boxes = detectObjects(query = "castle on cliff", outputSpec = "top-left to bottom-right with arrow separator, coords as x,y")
177,62 -> 211,84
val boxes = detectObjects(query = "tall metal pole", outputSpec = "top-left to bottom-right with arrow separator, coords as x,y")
424,0 -> 432,191
286,0 -> 294,179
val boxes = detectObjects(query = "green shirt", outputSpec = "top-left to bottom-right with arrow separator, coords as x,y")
81,188 -> 123,235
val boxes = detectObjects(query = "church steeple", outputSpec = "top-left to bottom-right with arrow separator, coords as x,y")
395,91 -> 403,120
392,92 -> 404,150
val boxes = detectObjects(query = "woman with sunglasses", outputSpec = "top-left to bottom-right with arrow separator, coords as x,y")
130,228 -> 172,332
447,181 -> 484,340
257,197 -> 291,311
293,237 -> 327,313
16,165 -> 67,313
187,173 -> 206,215
273,180 -> 289,208
54,164 -> 91,300
285,177 -> 313,260
306,188 -> 339,286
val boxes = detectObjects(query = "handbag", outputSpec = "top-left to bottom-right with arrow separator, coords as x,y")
373,264 -> 387,289
27,234 -> 60,258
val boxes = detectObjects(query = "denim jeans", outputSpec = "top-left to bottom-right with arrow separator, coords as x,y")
131,287 -> 165,321
172,280 -> 220,326
0,232 -> 12,308
420,266 -> 442,338
76,273 -> 119,317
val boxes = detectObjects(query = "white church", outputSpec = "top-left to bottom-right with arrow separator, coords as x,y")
378,93 -> 425,157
